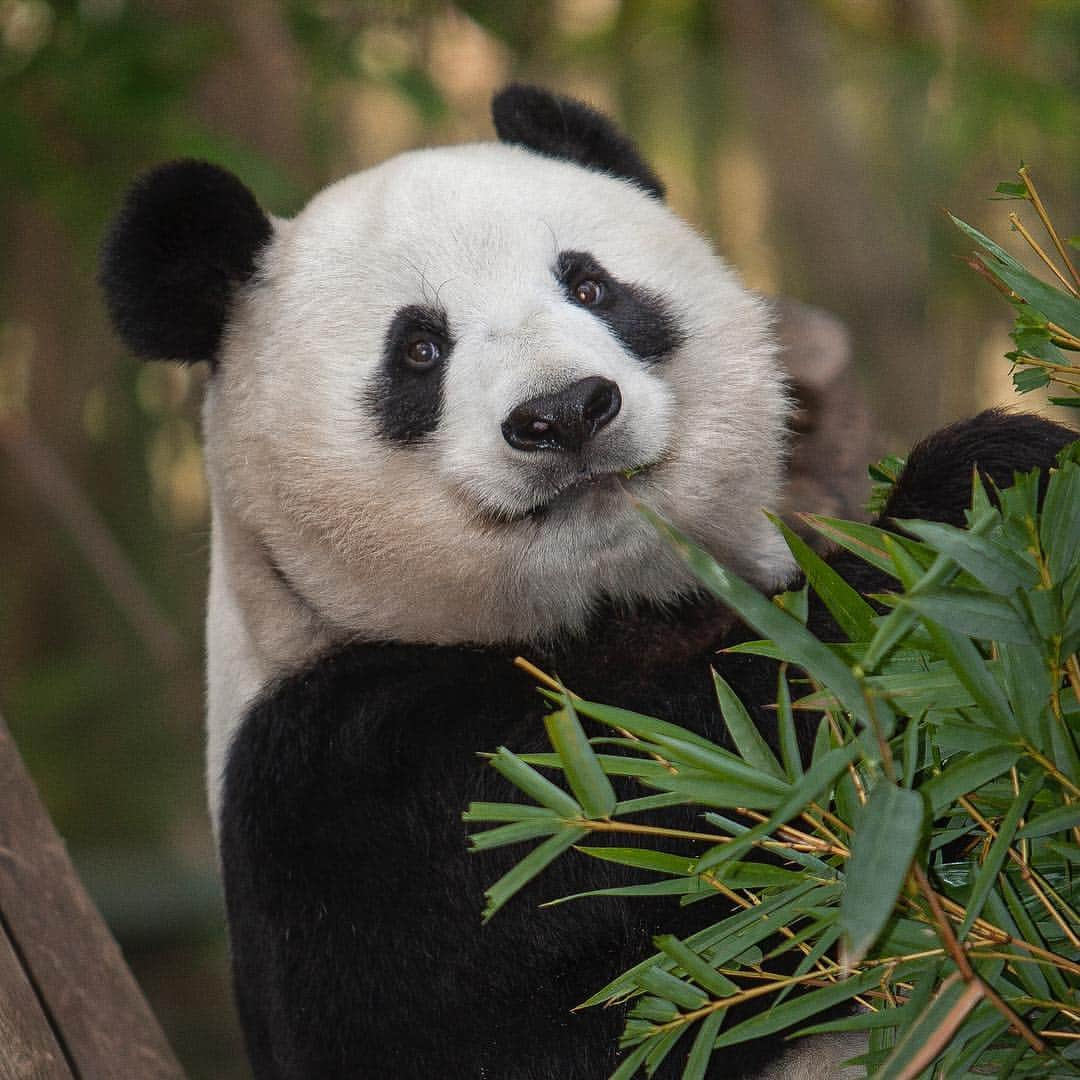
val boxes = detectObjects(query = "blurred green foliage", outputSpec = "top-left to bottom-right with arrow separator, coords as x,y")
0,2 -> 1077,1076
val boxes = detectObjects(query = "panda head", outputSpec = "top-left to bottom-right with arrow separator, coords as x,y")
101,85 -> 791,647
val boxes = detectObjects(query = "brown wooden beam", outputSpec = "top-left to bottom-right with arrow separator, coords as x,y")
0,714 -> 185,1079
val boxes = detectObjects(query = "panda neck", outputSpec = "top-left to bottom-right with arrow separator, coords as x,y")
205,497 -> 341,829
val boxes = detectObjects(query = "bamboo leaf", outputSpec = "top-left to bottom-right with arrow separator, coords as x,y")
712,669 -> 786,781
958,769 -> 1042,939
636,966 -> 709,1010
876,972 -> 982,1080
609,1039 -> 653,1080
767,511 -> 877,640
899,518 -> 1039,594
468,818 -> 564,851
481,826 -> 588,921
1040,457 -> 1080,584
776,667 -> 804,781
680,1010 -> 725,1080
1016,802 -> 1080,839
544,878 -> 711,907
545,705 -> 617,818
799,515 -> 935,579
654,935 -> 738,997
710,967 -> 890,1048
646,768 -> 787,811
644,1025 -> 688,1077
579,882 -> 829,1008
922,746 -> 1021,815
841,782 -> 924,965
489,746 -> 582,818
574,848 -> 696,875
694,745 -> 858,874
463,802 -> 566,822
637,504 -> 870,727
902,589 -> 1038,646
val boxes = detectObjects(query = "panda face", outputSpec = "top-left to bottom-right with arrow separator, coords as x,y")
204,141 -> 791,645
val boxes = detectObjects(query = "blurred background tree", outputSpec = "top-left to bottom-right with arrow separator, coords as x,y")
0,1 -> 1076,1075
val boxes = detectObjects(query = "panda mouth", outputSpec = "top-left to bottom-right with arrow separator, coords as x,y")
520,464 -> 651,523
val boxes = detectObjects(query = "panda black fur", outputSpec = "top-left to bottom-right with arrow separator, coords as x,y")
101,86 -> 1075,1079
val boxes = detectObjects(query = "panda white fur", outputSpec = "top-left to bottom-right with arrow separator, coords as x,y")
101,86 -> 1074,1079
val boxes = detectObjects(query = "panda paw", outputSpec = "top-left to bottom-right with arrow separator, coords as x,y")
877,408 -> 1076,528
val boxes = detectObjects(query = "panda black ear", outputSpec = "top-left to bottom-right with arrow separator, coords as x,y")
492,84 -> 664,199
100,160 -> 272,365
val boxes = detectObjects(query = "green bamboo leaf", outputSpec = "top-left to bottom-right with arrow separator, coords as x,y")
614,792 -> 693,816
984,884 -> 1054,1001
776,667 -> 804,781
609,1039 -> 653,1080
655,935 -> 738,997
861,503 -> 1001,673
767,511 -> 877,640
958,770 -> 1042,939
799,515 -> 934,578
898,518 -> 1038,593
694,745 -> 859,874
772,924 -> 842,1007
922,746 -> 1021,815
901,589 -> 1038,646
992,181 -> 1028,199
918,621 -> 1016,733
636,967 -> 708,1010
680,1011 -> 724,1080
579,882 -> 828,1007
796,1007 -> 905,1037
703,813 -> 837,877
463,802 -> 566,822
938,1011 -> 1010,1077
1040,457 -> 1080,584
999,643 -> 1052,749
543,877 -> 711,907
710,967 -> 889,1049
875,973 -> 979,1079
545,706 -> 617,818
976,251 -> 1080,337
644,1025 -> 688,1076
489,746 -> 582,818
774,582 -> 809,624
641,732 -> 790,793
630,998 -> 679,1024
840,782 -> 924,965
951,212 -> 1080,334
646,768 -> 787,811
575,848 -> 695,875
565,696 -> 732,754
712,669 -> 786,781
637,504 -> 870,726
511,752 -> 674,780
468,818 -> 564,851
482,826 -> 588,921
1015,802 -> 1080,838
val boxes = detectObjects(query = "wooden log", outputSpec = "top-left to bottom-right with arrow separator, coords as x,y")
0,714 -> 185,1080
0,928 -> 72,1080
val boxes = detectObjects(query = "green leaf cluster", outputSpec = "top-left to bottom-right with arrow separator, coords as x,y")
467,449 -> 1080,1078
951,166 -> 1080,407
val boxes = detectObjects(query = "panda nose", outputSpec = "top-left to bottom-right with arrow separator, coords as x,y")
502,377 -> 622,453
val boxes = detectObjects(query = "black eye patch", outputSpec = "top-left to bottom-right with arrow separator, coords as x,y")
367,304 -> 453,445
556,250 -> 684,363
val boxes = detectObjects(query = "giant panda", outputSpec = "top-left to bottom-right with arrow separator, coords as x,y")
100,85 -> 1074,1079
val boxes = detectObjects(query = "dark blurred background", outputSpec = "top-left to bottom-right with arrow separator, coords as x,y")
0,1 -> 1077,1075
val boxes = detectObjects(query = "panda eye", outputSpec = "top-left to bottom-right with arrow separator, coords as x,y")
405,336 -> 442,370
573,279 -> 605,307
